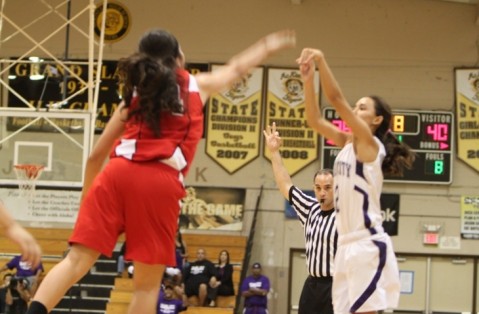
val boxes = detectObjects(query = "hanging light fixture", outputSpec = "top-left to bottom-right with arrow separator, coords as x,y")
29,56 -> 45,80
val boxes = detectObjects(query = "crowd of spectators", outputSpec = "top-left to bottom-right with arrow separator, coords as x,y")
0,255 -> 44,314
117,231 -> 270,313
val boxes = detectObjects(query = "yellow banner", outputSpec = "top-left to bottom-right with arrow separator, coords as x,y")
263,68 -> 319,176
455,68 -> 479,172
205,67 -> 263,174
456,93 -> 479,172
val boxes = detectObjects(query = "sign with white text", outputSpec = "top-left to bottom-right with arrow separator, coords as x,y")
179,186 -> 245,231
461,195 -> 479,239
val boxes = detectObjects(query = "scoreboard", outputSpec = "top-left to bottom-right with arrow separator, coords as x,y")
321,108 -> 454,184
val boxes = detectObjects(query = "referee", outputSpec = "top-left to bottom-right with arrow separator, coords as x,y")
264,123 -> 337,314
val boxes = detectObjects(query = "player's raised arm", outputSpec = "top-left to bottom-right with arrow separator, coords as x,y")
297,48 -> 349,148
0,201 -> 41,268
263,122 -> 293,199
196,30 -> 296,103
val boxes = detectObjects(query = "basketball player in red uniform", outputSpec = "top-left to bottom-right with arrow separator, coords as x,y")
27,28 -> 295,314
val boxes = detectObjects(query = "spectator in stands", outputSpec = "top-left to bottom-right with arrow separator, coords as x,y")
0,273 -> 13,314
183,248 -> 216,307
0,255 -> 43,293
157,284 -> 187,314
117,242 -> 132,278
163,268 -> 185,302
5,277 -> 30,314
117,242 -> 126,277
175,230 -> 187,271
241,263 -> 270,314
162,229 -> 187,284
207,250 -> 234,307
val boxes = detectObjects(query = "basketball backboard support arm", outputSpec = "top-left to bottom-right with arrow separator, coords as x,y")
0,0 -> 107,187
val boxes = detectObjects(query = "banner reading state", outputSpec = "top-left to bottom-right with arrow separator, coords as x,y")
263,68 -> 320,176
205,66 -> 264,174
179,186 -> 245,231
455,68 -> 479,173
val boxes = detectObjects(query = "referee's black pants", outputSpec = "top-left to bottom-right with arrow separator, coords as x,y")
298,275 -> 334,314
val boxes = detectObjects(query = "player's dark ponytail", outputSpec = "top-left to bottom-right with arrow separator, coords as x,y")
117,28 -> 183,136
370,95 -> 416,177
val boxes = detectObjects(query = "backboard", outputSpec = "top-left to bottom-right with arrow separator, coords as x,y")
0,108 -> 91,188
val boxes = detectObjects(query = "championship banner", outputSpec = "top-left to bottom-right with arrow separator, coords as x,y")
460,196 -> 479,239
7,59 -> 121,132
6,60 -> 209,133
205,66 -> 264,174
455,68 -> 479,172
179,186 -> 245,231
263,68 -> 320,176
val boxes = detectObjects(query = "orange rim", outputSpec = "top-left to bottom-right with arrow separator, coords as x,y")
14,164 -> 45,179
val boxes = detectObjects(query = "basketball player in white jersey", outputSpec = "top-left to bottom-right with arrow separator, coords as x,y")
297,48 -> 415,314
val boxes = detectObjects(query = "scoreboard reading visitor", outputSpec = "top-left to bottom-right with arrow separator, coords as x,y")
321,108 -> 454,184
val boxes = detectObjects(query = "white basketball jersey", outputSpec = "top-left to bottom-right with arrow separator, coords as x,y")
333,137 -> 385,235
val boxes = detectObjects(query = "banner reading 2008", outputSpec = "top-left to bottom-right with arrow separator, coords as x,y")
205,66 -> 264,174
263,68 -> 320,176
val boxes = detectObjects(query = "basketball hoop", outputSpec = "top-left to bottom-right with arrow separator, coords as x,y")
13,164 -> 45,198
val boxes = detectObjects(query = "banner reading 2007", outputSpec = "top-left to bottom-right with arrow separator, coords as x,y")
205,66 -> 264,174
263,68 -> 320,176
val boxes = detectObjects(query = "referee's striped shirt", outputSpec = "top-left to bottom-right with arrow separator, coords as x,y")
289,186 -> 338,278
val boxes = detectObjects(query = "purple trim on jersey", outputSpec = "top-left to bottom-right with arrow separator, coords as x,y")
353,186 -> 373,231
356,160 -> 365,179
350,240 -> 387,313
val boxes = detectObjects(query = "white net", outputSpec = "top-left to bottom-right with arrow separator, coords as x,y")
13,164 -> 44,198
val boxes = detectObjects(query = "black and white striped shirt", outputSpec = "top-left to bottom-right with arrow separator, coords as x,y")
289,186 -> 338,278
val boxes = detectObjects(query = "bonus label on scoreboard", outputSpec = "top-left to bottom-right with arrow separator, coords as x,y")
321,108 -> 454,184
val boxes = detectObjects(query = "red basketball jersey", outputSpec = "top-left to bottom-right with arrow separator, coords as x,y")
111,69 -> 203,176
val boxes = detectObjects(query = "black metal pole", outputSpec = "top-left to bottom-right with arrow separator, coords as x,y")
65,3 -> 72,310
62,0 -> 71,103
234,185 -> 263,314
